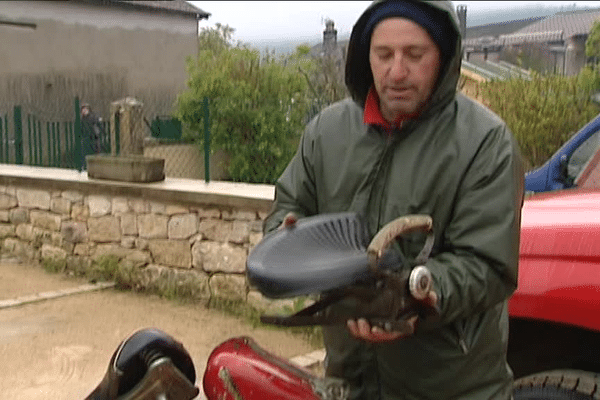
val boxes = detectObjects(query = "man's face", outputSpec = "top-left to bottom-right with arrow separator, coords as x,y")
369,17 -> 441,122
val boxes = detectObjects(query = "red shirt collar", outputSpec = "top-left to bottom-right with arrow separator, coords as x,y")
363,87 -> 411,132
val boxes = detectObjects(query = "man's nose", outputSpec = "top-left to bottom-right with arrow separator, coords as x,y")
389,54 -> 409,81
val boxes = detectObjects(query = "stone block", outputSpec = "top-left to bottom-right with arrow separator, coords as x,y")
61,221 -> 88,243
250,220 -> 263,233
0,193 -> 17,210
112,197 -> 130,214
124,249 -> 152,266
227,210 -> 257,221
15,224 -> 34,241
139,264 -> 209,300
192,241 -> 246,273
16,188 -> 51,210
40,243 -> 67,260
195,207 -> 220,219
168,214 -> 198,240
229,221 -> 250,245
121,236 -> 136,249
88,195 -> 112,217
9,208 -> 28,224
130,198 -> 150,214
88,216 -> 121,243
74,243 -> 90,256
3,238 -> 34,259
249,232 -> 263,249
209,274 -> 247,300
120,213 -> 137,236
0,223 -> 15,238
62,190 -> 84,202
165,205 -> 189,215
33,227 -> 63,247
135,238 -> 149,250
138,214 -> 168,239
148,239 -> 191,268
30,210 -> 62,231
51,197 -> 71,216
0,211 -> 8,222
150,201 -> 166,214
198,219 -> 231,242
71,203 -> 89,222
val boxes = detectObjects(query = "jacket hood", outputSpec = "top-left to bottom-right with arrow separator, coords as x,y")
345,0 -> 462,118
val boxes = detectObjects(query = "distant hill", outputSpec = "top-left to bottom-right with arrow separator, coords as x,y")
248,3 -> 597,55
465,3 -> 593,27
250,34 -> 351,56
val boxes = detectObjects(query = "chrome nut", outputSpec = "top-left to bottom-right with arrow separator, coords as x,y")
409,266 -> 432,300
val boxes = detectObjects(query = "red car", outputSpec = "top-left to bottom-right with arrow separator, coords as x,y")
509,188 -> 600,399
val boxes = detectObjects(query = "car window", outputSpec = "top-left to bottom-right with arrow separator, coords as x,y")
568,127 -> 600,182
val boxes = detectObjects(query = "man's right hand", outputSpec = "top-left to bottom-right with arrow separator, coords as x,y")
278,212 -> 298,229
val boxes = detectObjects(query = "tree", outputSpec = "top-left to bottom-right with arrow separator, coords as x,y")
176,25 -> 313,184
585,20 -> 600,63
290,44 -> 348,122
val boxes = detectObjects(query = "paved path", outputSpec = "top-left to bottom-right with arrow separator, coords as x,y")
0,259 -> 322,399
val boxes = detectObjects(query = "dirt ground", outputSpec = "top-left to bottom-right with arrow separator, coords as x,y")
0,260 -> 319,400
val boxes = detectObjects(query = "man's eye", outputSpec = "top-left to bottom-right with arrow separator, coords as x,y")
406,48 -> 427,59
377,52 -> 392,60
407,51 -> 424,60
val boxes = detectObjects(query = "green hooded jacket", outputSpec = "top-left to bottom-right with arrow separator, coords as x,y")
263,1 -> 525,399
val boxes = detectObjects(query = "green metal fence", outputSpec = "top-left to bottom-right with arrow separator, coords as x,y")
0,97 -> 117,171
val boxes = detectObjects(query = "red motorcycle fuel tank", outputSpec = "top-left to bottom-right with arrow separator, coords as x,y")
203,336 -> 333,400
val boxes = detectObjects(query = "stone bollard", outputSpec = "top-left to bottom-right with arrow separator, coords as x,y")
110,97 -> 145,156
88,97 -> 165,183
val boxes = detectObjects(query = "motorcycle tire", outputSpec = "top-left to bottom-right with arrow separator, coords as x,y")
513,370 -> 598,400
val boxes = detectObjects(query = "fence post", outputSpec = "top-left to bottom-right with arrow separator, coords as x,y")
13,105 -> 23,165
74,96 -> 83,171
204,96 -> 210,183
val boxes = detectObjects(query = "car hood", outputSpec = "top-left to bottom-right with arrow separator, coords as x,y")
520,189 -> 600,259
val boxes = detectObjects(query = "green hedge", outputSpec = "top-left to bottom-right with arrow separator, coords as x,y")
478,68 -> 600,170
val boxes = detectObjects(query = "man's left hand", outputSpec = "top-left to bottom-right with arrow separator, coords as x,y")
346,317 -> 418,343
346,291 -> 438,343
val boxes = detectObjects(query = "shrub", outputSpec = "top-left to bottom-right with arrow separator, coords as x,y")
176,24 -> 314,184
479,73 -> 600,169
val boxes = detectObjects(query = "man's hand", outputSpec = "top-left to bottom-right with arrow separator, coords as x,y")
346,291 -> 438,343
347,316 -> 418,342
278,212 -> 298,229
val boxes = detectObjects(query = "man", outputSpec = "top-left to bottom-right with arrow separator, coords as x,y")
264,1 -> 524,399
81,103 -> 103,154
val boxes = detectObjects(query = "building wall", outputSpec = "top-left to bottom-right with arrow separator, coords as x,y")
0,1 -> 199,117
565,35 -> 588,76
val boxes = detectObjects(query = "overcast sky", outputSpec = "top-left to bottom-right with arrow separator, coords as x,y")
190,1 -> 600,44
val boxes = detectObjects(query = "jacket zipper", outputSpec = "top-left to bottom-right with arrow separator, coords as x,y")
374,124 -> 403,230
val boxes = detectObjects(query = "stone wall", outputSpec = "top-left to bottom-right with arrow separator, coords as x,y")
0,165 -> 279,311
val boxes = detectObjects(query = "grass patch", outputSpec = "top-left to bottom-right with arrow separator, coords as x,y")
39,254 -> 323,347
41,257 -> 67,273
208,295 -> 324,348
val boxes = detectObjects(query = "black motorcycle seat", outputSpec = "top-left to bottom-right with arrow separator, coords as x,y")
246,213 -> 401,299
113,327 -> 196,394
